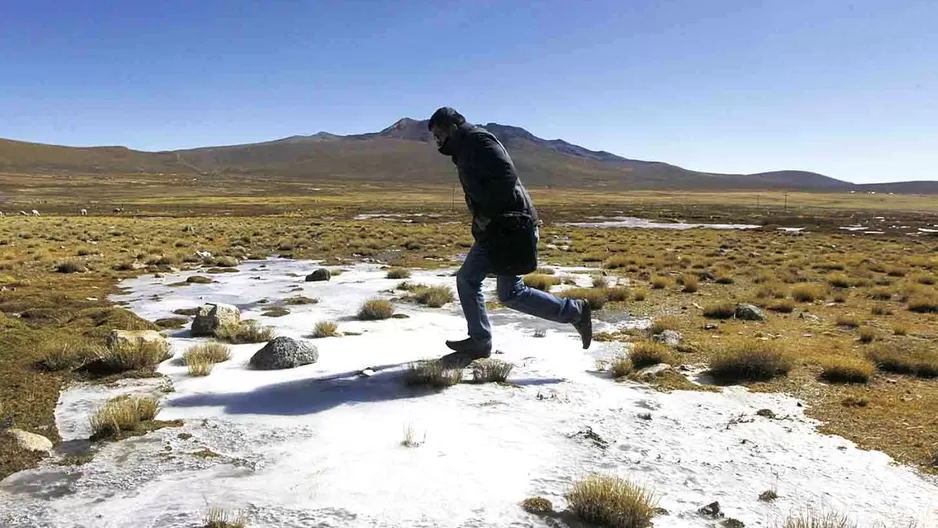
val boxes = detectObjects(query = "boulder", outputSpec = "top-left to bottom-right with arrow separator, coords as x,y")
306,268 -> 331,282
735,304 -> 767,321
652,329 -> 682,347
5,429 -> 53,453
106,329 -> 167,349
191,303 -> 240,337
249,336 -> 318,370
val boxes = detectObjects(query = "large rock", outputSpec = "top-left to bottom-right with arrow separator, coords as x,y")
633,363 -> 676,382
106,329 -> 167,349
305,268 -> 331,282
191,303 -> 240,337
652,329 -> 682,347
5,428 -> 53,453
249,336 -> 318,370
735,304 -> 767,321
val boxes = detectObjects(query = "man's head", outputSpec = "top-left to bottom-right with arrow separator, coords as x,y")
428,107 -> 466,152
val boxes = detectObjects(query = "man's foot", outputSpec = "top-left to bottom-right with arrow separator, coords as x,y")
572,300 -> 592,349
445,337 -> 493,355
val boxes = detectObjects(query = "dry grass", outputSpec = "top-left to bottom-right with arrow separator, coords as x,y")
565,474 -> 658,528
835,314 -> 861,328
558,287 -> 608,310
404,360 -> 463,389
97,339 -> 172,373
89,395 -> 159,440
858,326 -> 877,343
818,356 -> 874,384
680,274 -> 699,293
523,273 -> 561,291
908,292 -> 938,313
37,337 -> 98,371
470,359 -> 514,383
520,496 -> 554,515
767,299 -> 795,313
186,356 -> 213,376
703,302 -> 736,319
629,341 -> 674,369
632,288 -> 648,301
780,509 -> 856,528
312,320 -> 339,338
202,506 -> 247,528
708,341 -> 793,383
866,341 -> 938,378
827,273 -> 851,288
650,276 -> 669,289
606,286 -> 630,302
648,316 -> 679,336
793,283 -> 827,302
755,282 -> 788,299
401,423 -> 424,448
412,285 -> 454,308
611,356 -> 634,378
216,320 -> 275,344
386,268 -> 411,279
183,342 -> 230,376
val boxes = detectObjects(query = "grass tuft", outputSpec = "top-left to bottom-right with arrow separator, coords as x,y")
629,341 -> 674,369
521,496 -> 554,515
386,268 -> 411,279
611,356 -> 634,378
819,356 -> 874,384
858,326 -> 877,343
202,506 -> 247,528
703,302 -> 736,320
793,283 -> 827,302
404,360 -> 463,389
558,288 -> 608,310
358,298 -> 395,320
55,261 -> 86,274
470,359 -> 514,383
680,274 -> 699,293
708,341 -> 793,383
97,339 -> 172,373
908,292 -> 938,313
216,320 -> 275,344
312,320 -> 339,338
866,341 -> 938,378
89,395 -> 160,440
523,273 -> 561,292
648,316 -> 679,336
780,509 -> 857,528
565,474 -> 658,528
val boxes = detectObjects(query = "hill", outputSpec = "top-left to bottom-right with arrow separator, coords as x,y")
0,118 -> 933,192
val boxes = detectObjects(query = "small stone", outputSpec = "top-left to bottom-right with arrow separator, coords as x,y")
5,429 -> 53,453
652,330 -> 681,347
305,268 -> 331,282
704,323 -> 718,330
759,490 -> 778,501
756,409 -> 776,419
699,501 -> 722,518
634,363 -> 676,382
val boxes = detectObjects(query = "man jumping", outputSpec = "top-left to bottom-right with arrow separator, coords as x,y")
428,107 -> 592,366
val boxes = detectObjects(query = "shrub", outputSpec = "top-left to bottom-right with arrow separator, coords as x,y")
648,316 -> 679,336
629,341 -> 674,369
184,342 -> 231,364
703,302 -> 736,319
404,360 -> 463,389
708,341 -> 793,383
284,295 -> 317,305
558,288 -> 608,310
858,326 -> 877,343
650,276 -> 669,290
89,395 -> 159,440
592,274 -> 610,288
780,509 -> 857,528
680,274 -> 699,293
611,356 -> 634,378
56,261 -> 86,274
767,299 -> 795,313
186,275 -> 213,284
632,289 -> 648,302
37,338 -> 97,371
413,285 -> 454,308
523,273 -> 560,292
868,287 -> 892,301
835,315 -> 861,328
202,506 -> 247,528
914,273 -> 936,285
870,303 -> 891,316
97,339 -> 172,372
214,256 -> 239,268
866,341 -> 938,378
217,320 -> 275,344
827,273 -> 851,288
386,268 -> 411,279
893,324 -> 909,336
312,320 -> 338,338
819,357 -> 874,383
886,266 -> 907,277
565,474 -> 658,528
832,291 -> 848,304
792,283 -> 827,302
604,255 -> 631,269
908,292 -> 938,313
606,287 -> 630,302
715,273 -> 734,285
358,298 -> 395,320
187,355 -> 214,376
470,359 -> 514,383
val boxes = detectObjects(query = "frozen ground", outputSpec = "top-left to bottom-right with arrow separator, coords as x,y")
556,217 -> 760,230
1,258 -> 937,528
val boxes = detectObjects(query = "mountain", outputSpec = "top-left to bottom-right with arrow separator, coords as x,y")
0,118 -> 933,192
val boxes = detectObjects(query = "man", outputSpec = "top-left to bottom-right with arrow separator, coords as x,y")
428,107 -> 592,365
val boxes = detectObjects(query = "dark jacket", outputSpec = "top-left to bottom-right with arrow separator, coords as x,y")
442,123 -> 538,239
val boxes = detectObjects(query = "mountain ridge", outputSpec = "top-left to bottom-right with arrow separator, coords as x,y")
0,118 -> 935,193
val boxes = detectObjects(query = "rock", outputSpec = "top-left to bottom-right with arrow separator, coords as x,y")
249,336 -> 318,370
305,268 -> 331,282
756,408 -> 776,419
652,329 -> 682,347
191,303 -> 240,337
734,304 -> 766,321
799,313 -> 821,323
698,501 -> 723,518
723,519 -> 745,528
391,313 -> 410,319
106,329 -> 168,349
5,429 -> 53,452
704,323 -> 719,330
634,363 -> 676,382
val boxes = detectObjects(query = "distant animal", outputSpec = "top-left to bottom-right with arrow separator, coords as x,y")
113,207 -> 123,213
80,208 -> 88,216
19,211 -> 28,216
31,209 -> 40,216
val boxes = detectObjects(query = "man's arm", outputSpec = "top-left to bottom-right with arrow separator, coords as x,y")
462,130 -> 518,221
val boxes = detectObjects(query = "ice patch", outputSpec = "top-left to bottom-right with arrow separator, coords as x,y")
1,258 -> 936,528
558,216 -> 760,230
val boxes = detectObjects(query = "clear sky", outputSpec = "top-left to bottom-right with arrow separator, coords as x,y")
2,0 -> 935,183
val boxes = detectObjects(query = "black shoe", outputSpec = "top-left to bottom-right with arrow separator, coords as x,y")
445,337 -> 492,355
572,300 -> 592,349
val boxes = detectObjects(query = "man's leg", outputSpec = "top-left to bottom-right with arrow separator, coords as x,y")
496,275 -> 592,348
452,241 -> 493,349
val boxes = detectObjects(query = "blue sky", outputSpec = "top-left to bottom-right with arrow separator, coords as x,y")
1,0 -> 935,183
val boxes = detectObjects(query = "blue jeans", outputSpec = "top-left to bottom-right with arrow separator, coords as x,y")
456,229 -> 583,343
